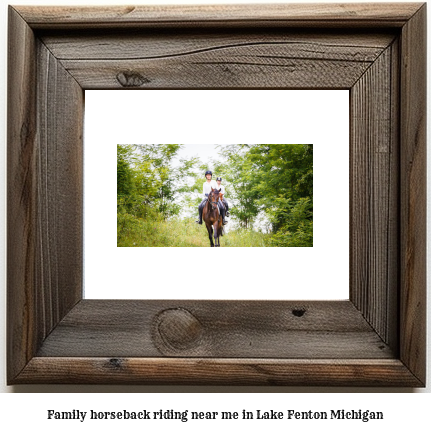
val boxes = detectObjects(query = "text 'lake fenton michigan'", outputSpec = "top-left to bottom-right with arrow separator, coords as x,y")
47,409 -> 383,423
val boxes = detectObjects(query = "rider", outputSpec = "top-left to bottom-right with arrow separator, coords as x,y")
216,177 -> 230,217
196,170 -> 228,225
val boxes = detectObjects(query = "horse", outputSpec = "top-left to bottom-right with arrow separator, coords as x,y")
203,187 -> 224,247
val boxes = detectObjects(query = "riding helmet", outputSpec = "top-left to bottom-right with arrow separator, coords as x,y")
205,170 -> 212,176
216,177 -> 222,181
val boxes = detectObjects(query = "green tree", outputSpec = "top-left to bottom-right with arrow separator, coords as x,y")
214,145 -> 261,229
118,143 -> 312,247
118,144 -> 200,221
214,144 -> 313,246
246,144 -> 313,235
117,144 -> 139,214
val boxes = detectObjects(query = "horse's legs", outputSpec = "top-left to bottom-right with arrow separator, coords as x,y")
216,220 -> 223,244
207,224 -> 214,247
214,225 -> 220,247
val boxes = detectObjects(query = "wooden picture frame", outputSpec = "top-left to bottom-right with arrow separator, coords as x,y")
7,3 -> 426,386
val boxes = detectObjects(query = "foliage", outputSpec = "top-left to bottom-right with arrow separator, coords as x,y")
134,144 -> 182,219
213,145 -> 260,229
117,144 -> 138,213
268,197 -> 313,247
213,144 -> 313,246
117,144 -> 199,221
117,143 -> 312,247
117,217 -> 270,247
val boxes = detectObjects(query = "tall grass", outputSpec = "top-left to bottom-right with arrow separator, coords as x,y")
222,228 -> 270,247
118,214 -> 270,247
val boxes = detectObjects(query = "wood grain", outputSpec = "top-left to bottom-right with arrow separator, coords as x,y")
15,358 -> 423,386
350,43 -> 399,349
7,3 -> 427,386
41,31 -> 395,60
40,30 -> 394,89
36,300 -> 394,359
35,40 -> 84,337
7,6 -> 38,381
7,6 -> 83,382
16,3 -> 423,29
60,44 -> 390,90
399,3 -> 427,385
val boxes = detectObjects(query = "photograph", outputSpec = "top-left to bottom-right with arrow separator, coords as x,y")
117,144 -> 313,247
2,0 -> 428,407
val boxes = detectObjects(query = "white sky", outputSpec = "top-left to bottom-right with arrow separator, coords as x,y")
176,144 -> 221,170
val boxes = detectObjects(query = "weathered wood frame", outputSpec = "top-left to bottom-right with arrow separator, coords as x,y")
7,3 -> 426,386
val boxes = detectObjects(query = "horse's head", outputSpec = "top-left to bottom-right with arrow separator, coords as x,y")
209,187 -> 221,210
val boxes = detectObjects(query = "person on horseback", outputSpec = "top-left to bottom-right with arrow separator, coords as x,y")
196,170 -> 228,225
216,176 -> 230,217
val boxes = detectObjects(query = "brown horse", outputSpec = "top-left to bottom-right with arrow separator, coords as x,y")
203,187 -> 223,247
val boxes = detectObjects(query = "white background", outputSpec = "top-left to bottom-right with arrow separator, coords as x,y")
84,90 -> 349,300
0,0 -> 429,424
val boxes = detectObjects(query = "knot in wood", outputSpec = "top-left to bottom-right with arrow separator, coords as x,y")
155,308 -> 203,351
108,358 -> 123,369
292,308 -> 306,317
116,71 -> 150,87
